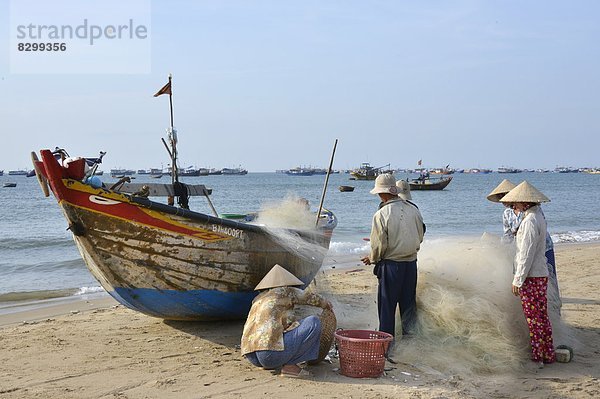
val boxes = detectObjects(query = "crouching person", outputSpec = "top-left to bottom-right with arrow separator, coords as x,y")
241,264 -> 333,377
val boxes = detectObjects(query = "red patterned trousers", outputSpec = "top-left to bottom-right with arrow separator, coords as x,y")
519,277 -> 556,363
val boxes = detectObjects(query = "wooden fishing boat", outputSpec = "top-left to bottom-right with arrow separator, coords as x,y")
29,77 -> 337,321
3,182 -> 17,188
338,185 -> 355,192
349,162 -> 393,180
32,149 -> 337,321
408,176 -> 452,191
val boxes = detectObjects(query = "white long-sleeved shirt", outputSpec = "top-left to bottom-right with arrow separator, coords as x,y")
369,198 -> 424,263
512,205 -> 549,287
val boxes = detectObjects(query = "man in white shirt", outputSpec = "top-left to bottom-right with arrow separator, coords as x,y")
361,174 -> 425,337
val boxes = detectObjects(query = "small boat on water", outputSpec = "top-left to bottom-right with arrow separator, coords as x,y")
0,170 -> 3,176
30,77 -> 337,321
408,175 -> 452,191
339,185 -> 355,192
3,182 -> 17,188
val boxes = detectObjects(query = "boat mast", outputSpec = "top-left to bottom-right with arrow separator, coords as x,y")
167,74 -> 178,185
155,74 -> 179,186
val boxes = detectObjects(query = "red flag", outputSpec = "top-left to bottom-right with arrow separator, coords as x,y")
153,81 -> 172,97
417,159 -> 422,166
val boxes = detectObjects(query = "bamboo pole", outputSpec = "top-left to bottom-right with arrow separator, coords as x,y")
316,139 -> 338,227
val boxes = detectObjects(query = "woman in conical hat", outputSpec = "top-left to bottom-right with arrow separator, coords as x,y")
240,264 -> 333,377
496,179 -> 561,309
500,181 -> 556,367
487,179 -> 520,241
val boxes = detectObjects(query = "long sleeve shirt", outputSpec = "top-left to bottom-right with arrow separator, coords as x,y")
369,198 -> 424,264
513,205 -> 549,287
241,286 -> 329,355
503,207 -> 554,253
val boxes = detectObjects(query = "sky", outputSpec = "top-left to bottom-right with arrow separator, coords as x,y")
1,0 -> 600,172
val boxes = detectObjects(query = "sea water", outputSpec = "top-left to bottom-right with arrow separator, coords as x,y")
1,171 -> 599,304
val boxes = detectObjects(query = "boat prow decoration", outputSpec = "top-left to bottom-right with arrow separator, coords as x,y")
32,148 -> 337,321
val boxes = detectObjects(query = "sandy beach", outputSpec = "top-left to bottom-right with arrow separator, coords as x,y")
1,242 -> 598,399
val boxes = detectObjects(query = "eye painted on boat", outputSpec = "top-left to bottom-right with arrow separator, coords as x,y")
89,195 -> 121,205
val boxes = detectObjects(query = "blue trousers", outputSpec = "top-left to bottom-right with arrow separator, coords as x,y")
245,315 -> 321,369
546,249 -> 557,281
376,259 -> 417,336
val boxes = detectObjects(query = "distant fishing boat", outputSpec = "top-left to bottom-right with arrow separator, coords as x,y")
429,164 -> 455,175
349,162 -> 393,180
110,168 -> 135,177
0,170 -> 3,176
30,76 -> 337,321
137,168 -> 163,175
285,167 -> 315,176
497,166 -> 522,173
3,182 -> 17,188
408,175 -> 452,191
176,166 -> 209,176
339,185 -> 355,192
221,166 -> 248,175
8,169 -> 28,176
554,166 -> 578,173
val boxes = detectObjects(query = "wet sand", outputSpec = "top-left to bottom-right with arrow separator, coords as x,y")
0,243 -> 598,398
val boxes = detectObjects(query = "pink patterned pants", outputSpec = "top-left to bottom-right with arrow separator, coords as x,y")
519,277 -> 555,363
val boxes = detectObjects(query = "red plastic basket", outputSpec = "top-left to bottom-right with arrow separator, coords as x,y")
334,329 -> 393,378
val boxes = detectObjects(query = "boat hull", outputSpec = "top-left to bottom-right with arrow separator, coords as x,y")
409,176 -> 453,191
35,149 -> 335,321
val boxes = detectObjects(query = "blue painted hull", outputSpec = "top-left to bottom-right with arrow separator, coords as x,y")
111,287 -> 258,321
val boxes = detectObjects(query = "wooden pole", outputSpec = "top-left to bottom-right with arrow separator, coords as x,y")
316,139 -> 338,227
168,74 -> 174,130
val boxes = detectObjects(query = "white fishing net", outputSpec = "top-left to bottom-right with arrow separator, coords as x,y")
314,235 -> 578,375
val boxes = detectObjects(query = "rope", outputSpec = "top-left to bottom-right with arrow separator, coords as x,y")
173,181 -> 190,209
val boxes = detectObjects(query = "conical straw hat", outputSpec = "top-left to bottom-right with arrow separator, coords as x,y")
486,179 -> 516,202
254,264 -> 304,290
499,181 -> 550,204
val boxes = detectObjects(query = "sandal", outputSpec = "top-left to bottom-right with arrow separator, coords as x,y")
280,364 -> 312,378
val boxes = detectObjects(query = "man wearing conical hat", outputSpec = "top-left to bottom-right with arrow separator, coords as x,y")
241,264 -> 333,377
361,174 -> 425,340
500,181 -> 556,366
